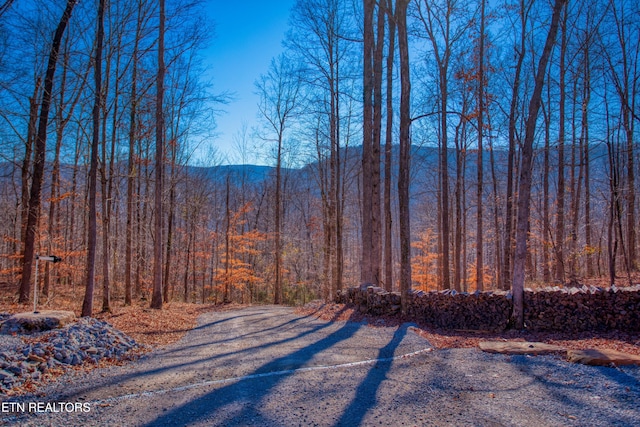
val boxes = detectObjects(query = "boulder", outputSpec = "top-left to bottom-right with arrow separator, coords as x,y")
479,341 -> 567,355
0,310 -> 76,334
566,349 -> 640,366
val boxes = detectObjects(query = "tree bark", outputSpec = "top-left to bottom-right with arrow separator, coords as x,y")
274,128 -> 283,304
475,0 -> 486,292
361,0 -> 375,285
554,7 -> 567,284
82,0 -> 104,317
542,92 -> 551,283
372,0 -> 384,286
396,0 -> 411,314
151,0 -> 166,310
20,79 -> 41,251
224,175 -> 231,303
125,1 -> 143,306
383,0 -> 396,292
583,39 -> 593,277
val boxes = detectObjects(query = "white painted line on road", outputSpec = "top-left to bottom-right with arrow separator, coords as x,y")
93,347 -> 433,405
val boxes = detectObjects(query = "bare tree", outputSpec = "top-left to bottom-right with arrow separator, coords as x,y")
255,54 -> 301,304
605,0 -> 638,273
125,0 -> 147,305
20,0 -> 76,304
512,0 -> 566,329
415,0 -> 473,290
151,0 -> 166,310
500,0 -> 532,291
287,0 -> 354,298
82,0 -> 105,317
0,0 -> 15,18
43,36 -> 90,298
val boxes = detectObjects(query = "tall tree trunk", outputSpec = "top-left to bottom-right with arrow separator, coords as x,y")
487,118 -> 502,287
20,78 -> 41,250
554,8 -> 567,284
371,0 -> 384,285
454,125 -> 463,292
274,131 -> 283,304
383,0 -> 396,292
512,0 -> 565,329
100,26 -> 120,314
605,97 -> 617,285
624,90 -> 636,273
475,0 -> 486,292
43,46 -> 68,299
224,175 -> 231,303
439,70 -> 451,290
501,0 -> 527,291
82,0 -> 104,317
361,0 -> 376,285
453,106 -> 469,292
184,224 -> 192,303
542,92 -> 551,283
151,0 -> 166,310
20,0 -> 76,304
163,160 -> 176,304
583,41 -> 593,277
316,125 -> 331,299
330,34 -> 342,299
125,0 -> 143,306
569,76 -> 582,280
396,0 -> 411,314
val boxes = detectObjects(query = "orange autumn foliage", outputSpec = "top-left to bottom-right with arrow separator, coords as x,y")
214,203 -> 267,298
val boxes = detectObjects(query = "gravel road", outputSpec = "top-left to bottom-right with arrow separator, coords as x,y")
2,305 -> 639,426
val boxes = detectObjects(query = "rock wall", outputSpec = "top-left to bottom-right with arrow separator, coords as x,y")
336,284 -> 640,332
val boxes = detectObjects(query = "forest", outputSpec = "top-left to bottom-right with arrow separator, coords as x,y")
0,0 -> 638,325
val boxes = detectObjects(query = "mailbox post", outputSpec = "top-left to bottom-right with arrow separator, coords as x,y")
33,255 -> 62,313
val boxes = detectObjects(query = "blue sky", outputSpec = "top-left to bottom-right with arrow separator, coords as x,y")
202,0 -> 295,164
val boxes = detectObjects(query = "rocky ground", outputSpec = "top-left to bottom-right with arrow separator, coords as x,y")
0,315 -> 143,395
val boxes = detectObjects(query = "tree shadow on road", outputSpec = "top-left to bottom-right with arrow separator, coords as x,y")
142,319 -> 364,426
36,307 -> 339,405
332,323 -> 410,426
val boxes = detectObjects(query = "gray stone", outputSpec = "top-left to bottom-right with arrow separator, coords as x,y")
0,368 -> 14,379
0,310 -> 76,334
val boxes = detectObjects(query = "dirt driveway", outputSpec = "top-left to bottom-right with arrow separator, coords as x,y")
5,305 -> 640,426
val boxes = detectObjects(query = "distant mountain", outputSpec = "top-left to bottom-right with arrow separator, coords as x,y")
185,164 -> 276,184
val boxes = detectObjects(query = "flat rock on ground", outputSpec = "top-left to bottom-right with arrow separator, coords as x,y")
567,349 -> 640,366
0,311 -> 76,334
479,341 -> 567,355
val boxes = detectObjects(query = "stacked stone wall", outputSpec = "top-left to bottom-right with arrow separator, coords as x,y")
335,284 -> 640,332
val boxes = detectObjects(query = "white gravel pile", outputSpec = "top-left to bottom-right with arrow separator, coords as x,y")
0,317 -> 141,393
